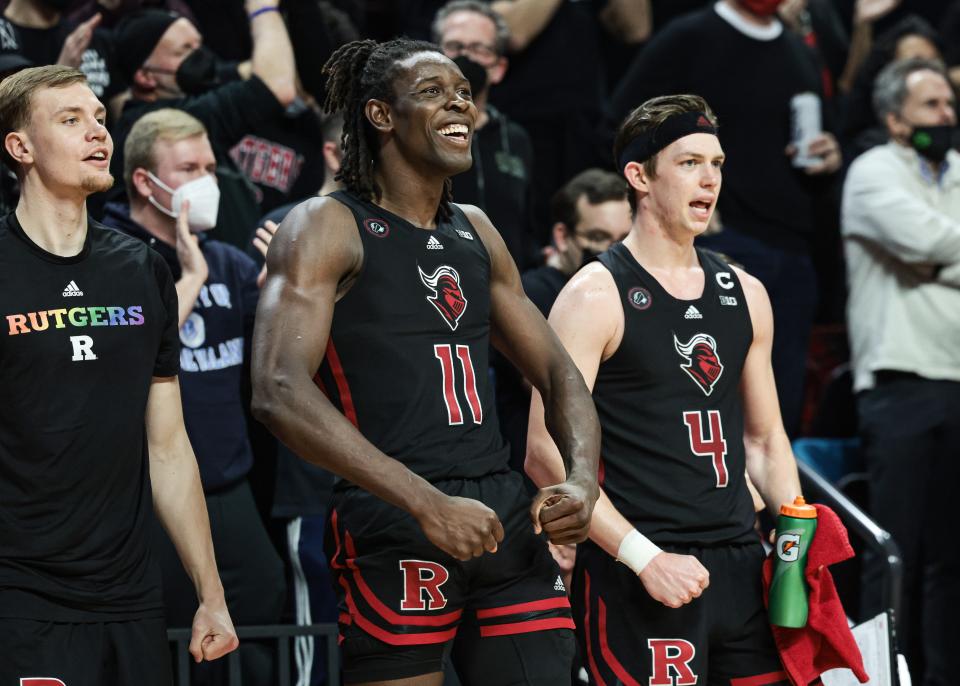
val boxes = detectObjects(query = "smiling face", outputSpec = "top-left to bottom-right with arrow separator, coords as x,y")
367,51 -> 477,178
642,133 -> 724,237
18,81 -> 113,195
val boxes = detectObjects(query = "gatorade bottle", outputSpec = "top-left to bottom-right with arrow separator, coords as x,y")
768,496 -> 818,628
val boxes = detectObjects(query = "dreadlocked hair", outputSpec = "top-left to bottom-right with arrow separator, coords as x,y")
322,38 -> 456,222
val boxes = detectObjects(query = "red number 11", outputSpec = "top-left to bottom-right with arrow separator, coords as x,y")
434,344 -> 483,425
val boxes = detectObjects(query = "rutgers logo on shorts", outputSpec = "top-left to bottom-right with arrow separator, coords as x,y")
21,679 -> 67,686
647,639 -> 698,685
399,560 -> 450,611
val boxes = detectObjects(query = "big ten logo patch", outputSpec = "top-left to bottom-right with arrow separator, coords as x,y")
399,560 -> 450,611
647,639 -> 698,685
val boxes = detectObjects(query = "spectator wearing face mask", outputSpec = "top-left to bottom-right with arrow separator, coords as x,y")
107,1 -> 296,249
432,0 -> 536,269
843,57 -> 960,685
493,169 -> 631,485
101,107 -> 285,686
0,0 -> 122,100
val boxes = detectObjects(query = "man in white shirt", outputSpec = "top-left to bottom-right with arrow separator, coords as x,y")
842,56 -> 960,686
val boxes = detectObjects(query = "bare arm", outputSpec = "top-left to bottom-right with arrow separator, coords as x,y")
525,263 -> 709,607
464,205 -> 601,544
491,0 -> 563,52
736,267 -> 803,518
173,199 -> 207,328
245,0 -> 296,106
146,376 -> 238,663
251,198 -> 503,561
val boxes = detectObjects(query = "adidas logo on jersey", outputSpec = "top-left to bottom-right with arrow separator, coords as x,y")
62,280 -> 83,297
554,576 -> 566,592
455,229 -> 474,240
719,295 -> 738,306
684,305 -> 702,319
427,236 -> 444,250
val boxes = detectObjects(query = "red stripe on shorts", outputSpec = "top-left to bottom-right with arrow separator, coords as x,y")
342,527 -> 462,627
479,617 -> 575,637
583,572 -> 608,686
339,577 -> 457,646
475,596 -> 570,619
598,588 -> 642,686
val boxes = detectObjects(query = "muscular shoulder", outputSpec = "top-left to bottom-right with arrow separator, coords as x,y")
267,195 -> 362,285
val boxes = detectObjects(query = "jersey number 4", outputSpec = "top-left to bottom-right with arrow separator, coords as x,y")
434,344 -> 483,425
682,410 -> 729,488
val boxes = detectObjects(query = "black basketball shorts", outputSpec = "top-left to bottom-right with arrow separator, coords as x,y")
573,541 -> 790,686
327,470 -> 576,684
0,615 -> 172,686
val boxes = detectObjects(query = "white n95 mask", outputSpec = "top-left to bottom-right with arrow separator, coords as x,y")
147,171 -> 221,232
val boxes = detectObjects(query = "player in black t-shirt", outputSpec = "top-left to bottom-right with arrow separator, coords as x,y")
527,95 -> 805,684
0,65 -> 237,685
252,39 -> 600,685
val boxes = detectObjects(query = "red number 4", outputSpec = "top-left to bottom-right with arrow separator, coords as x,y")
682,410 -> 729,488
434,344 -> 483,425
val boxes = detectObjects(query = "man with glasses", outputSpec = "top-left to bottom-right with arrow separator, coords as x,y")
432,0 -> 536,269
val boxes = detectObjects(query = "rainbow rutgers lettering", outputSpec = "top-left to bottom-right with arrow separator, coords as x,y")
6,306 -> 144,335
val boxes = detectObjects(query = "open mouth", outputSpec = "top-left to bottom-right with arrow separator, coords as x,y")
437,123 -> 469,144
84,150 -> 109,164
690,200 -> 712,217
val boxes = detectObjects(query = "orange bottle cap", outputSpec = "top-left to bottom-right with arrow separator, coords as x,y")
780,496 -> 817,519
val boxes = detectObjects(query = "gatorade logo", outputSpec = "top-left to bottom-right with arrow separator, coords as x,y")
776,532 -> 802,563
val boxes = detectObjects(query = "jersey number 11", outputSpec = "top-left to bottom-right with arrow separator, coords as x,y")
434,344 -> 483,425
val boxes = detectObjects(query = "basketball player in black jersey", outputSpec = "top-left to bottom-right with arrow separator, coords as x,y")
527,94 -> 804,685
251,39 -> 600,686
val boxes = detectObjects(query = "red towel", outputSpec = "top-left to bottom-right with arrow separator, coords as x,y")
761,504 -> 869,685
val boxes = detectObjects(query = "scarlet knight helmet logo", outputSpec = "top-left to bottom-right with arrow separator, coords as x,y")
418,265 -> 468,331
674,333 -> 723,395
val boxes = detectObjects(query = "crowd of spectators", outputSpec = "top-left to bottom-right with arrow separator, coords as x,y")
3,0 -> 959,684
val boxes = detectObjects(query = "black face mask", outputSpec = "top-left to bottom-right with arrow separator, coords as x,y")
909,125 -> 959,163
176,45 -> 221,95
452,55 -> 488,97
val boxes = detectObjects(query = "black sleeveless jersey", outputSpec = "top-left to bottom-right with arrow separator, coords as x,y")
316,191 -> 509,484
593,243 -> 756,546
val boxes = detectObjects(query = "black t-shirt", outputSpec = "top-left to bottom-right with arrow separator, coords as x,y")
593,244 -> 755,546
229,101 -> 325,215
490,0 -> 604,119
0,16 -> 122,99
609,7 -> 831,250
319,191 -> 509,485
0,212 -> 179,621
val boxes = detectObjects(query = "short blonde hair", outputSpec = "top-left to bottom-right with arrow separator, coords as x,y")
123,107 -> 207,200
0,65 -> 87,174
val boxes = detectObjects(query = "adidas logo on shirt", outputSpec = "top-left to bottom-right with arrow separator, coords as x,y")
684,305 -> 702,319
62,280 -> 83,297
427,236 -> 444,250
554,575 -> 566,592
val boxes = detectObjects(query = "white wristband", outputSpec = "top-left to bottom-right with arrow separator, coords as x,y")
616,529 -> 662,575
